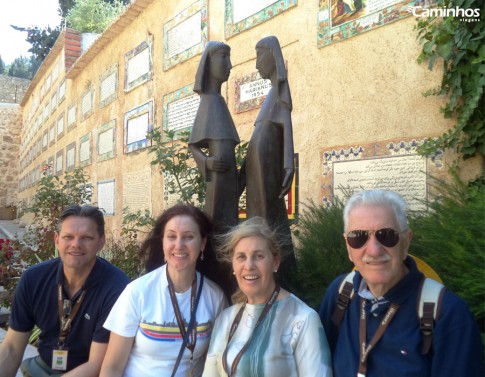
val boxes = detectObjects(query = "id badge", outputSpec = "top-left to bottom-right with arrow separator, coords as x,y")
52,349 -> 68,371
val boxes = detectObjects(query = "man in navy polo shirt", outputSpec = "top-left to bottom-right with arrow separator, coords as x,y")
0,205 -> 129,377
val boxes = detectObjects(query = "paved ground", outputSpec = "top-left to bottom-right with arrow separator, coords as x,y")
0,328 -> 38,376
0,220 -> 26,241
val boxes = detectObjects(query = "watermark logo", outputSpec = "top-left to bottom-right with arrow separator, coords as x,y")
407,4 -> 481,22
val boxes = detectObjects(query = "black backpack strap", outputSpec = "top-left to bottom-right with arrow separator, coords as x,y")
417,277 -> 445,355
332,271 -> 356,328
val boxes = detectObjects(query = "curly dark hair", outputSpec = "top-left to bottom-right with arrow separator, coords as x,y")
140,204 -> 232,297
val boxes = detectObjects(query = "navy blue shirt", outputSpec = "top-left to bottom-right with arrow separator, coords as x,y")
9,257 -> 129,371
319,257 -> 485,377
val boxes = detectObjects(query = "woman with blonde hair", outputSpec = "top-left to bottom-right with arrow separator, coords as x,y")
203,217 -> 333,377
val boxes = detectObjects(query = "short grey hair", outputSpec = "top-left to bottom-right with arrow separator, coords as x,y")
343,189 -> 409,232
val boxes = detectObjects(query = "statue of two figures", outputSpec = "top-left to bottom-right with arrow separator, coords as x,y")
188,36 -> 296,288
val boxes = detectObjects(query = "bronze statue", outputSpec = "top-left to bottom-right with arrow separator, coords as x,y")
239,36 -> 296,278
189,41 -> 240,233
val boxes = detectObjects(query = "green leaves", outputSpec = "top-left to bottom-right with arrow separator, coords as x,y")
415,0 -> 485,160
65,0 -> 127,34
147,129 -> 206,207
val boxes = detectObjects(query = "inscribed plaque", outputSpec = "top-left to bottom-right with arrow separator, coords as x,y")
56,152 -> 63,175
97,180 -> 115,215
98,120 -> 116,161
50,92 -> 57,114
81,89 -> 93,119
79,133 -> 91,166
42,131 -> 48,150
317,0 -> 413,47
163,0 -> 208,70
235,71 -> 272,113
225,0 -> 297,38
124,101 -> 153,153
68,105 -> 76,128
333,155 -> 426,210
125,40 -> 153,92
99,66 -> 118,107
166,95 -> 200,133
123,169 -> 152,213
57,114 -> 65,138
58,80 -> 66,103
167,12 -> 202,59
66,142 -> 76,171
49,124 -> 56,145
320,138 -> 446,211
127,48 -> 150,87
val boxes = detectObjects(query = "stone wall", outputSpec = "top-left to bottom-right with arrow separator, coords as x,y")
0,75 -> 30,104
0,104 -> 21,218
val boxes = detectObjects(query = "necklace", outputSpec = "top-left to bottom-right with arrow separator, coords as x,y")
222,285 -> 280,376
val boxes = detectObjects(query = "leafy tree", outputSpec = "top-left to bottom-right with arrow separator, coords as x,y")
0,56 -> 6,74
10,25 -> 60,63
415,0 -> 485,159
59,0 -> 77,17
8,56 -> 33,79
65,0 -> 127,33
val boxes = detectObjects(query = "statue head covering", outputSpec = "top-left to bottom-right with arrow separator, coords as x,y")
194,41 -> 231,94
256,36 -> 292,111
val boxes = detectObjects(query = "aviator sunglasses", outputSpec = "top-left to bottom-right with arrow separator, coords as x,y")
344,228 -> 402,249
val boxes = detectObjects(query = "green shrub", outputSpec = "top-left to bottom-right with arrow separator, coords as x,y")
100,208 -> 154,280
66,0 -> 126,34
409,178 -> 485,332
291,200 -> 353,310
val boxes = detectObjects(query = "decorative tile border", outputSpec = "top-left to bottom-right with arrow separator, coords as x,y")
317,0 -> 413,48
163,0 -> 208,71
225,0 -> 298,38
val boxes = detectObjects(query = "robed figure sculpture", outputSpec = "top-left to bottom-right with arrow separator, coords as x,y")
239,36 -> 296,282
189,42 -> 240,234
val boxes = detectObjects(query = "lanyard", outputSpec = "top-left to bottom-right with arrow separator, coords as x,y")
357,297 -> 399,377
166,270 -> 198,354
57,284 -> 86,349
222,286 -> 280,377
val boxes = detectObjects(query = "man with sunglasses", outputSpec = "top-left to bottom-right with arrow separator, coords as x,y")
319,189 -> 483,377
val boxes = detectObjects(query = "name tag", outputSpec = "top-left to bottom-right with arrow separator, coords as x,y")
52,349 -> 68,371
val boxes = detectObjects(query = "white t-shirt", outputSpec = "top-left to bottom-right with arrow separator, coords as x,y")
203,294 -> 333,377
104,265 -> 227,377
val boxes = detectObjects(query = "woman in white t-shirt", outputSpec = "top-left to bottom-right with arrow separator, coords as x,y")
100,205 -> 228,377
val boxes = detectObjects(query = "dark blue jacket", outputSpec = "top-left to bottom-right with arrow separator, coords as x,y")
10,257 -> 129,371
319,257 -> 484,377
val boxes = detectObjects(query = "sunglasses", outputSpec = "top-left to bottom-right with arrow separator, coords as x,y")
344,228 -> 402,249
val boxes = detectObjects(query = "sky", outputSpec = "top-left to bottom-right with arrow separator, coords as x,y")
0,0 -> 61,64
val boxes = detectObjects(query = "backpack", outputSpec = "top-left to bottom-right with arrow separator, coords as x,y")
331,271 -> 446,355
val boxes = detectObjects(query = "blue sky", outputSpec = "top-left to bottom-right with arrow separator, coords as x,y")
0,0 -> 61,64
